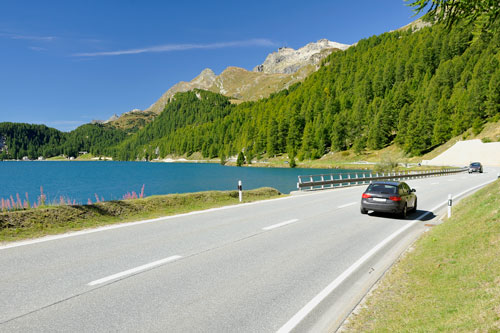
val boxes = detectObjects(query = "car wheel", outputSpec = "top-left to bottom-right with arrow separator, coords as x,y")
360,207 -> 368,214
400,204 -> 407,219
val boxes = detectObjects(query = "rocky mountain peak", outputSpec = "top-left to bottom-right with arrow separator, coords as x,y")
192,68 -> 217,86
253,39 -> 350,74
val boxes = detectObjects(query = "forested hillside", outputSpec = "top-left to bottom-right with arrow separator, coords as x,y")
0,122 -> 126,160
111,90 -> 234,160
110,20 -> 500,161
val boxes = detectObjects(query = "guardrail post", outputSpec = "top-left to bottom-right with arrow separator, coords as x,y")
339,174 -> 343,187
448,194 -> 452,218
238,180 -> 243,202
321,175 -> 324,189
356,173 -> 359,185
348,173 -> 351,187
330,174 -> 334,188
310,176 -> 313,190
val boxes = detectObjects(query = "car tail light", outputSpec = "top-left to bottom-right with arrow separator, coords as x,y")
362,193 -> 371,199
389,196 -> 402,201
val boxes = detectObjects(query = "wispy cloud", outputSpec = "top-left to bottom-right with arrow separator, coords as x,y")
0,32 -> 56,41
45,120 -> 83,126
29,46 -> 46,52
73,39 -> 277,57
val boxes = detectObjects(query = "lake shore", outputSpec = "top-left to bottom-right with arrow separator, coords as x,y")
0,187 -> 282,243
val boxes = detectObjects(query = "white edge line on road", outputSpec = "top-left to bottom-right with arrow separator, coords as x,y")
88,255 -> 182,286
276,178 -> 496,333
0,185 -> 362,251
337,202 -> 357,209
262,219 -> 299,231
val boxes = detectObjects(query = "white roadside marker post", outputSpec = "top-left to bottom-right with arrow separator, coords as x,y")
448,194 -> 452,218
238,180 -> 243,203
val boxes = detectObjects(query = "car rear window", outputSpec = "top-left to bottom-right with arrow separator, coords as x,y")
367,184 -> 397,194
470,163 -> 480,166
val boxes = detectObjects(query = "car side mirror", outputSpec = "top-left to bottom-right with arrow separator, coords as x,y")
411,189 -> 416,192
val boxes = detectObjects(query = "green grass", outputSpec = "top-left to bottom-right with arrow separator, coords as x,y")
0,187 -> 282,243
343,180 -> 500,332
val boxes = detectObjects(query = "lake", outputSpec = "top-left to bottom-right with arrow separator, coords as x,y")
0,161 -> 363,205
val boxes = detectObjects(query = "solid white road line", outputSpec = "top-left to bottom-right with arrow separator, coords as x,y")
262,219 -> 299,231
337,202 -> 357,209
276,178 -> 497,333
88,255 -> 182,286
431,182 -> 439,185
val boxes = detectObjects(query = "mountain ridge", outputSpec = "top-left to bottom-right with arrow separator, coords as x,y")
144,39 -> 350,114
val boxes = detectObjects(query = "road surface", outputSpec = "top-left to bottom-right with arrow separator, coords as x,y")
1,168 -> 498,332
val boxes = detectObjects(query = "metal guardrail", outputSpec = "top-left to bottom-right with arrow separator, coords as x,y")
297,168 -> 468,191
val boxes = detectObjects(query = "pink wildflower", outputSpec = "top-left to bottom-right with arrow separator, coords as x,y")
88,198 -> 92,205
40,186 -> 46,205
25,192 -> 30,209
140,184 -> 145,198
16,193 -> 22,209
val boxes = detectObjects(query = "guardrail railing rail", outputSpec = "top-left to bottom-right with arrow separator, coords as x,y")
297,168 -> 468,191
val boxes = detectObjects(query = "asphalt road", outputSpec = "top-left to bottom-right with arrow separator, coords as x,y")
1,168 -> 498,332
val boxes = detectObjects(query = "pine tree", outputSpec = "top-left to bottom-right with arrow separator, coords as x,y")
236,151 -> 245,167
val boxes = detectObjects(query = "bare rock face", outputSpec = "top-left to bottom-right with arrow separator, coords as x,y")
253,39 -> 350,74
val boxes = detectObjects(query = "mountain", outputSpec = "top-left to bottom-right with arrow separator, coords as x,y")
145,39 -> 350,114
109,20 -> 500,161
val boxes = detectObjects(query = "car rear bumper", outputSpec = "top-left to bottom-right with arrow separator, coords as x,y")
361,200 -> 403,213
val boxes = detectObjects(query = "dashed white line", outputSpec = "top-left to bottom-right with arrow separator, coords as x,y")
262,219 -> 299,231
88,255 -> 182,286
337,202 -> 357,209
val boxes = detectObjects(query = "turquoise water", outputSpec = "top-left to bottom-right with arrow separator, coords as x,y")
0,161 -> 363,204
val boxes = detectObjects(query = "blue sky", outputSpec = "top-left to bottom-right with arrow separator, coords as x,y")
0,0 -> 424,131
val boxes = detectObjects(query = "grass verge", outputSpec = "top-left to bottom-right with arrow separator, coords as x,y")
0,187 -> 282,243
343,179 -> 500,331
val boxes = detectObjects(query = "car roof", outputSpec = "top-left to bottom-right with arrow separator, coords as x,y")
370,181 -> 402,186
